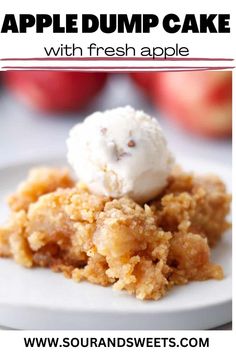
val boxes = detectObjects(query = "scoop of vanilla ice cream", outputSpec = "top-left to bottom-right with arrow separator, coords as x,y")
67,106 -> 174,203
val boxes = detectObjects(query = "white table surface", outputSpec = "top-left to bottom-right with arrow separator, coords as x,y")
0,74 -> 232,330
0,323 -> 232,330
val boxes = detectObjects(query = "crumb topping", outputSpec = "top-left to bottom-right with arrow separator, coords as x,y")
0,167 -> 230,300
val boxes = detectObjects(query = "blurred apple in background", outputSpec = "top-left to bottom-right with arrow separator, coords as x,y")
2,71 -> 232,139
152,71 -> 232,138
129,72 -> 155,98
4,71 -> 108,113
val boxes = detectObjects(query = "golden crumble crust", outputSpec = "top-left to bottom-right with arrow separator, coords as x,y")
8,167 -> 75,212
0,167 -> 231,300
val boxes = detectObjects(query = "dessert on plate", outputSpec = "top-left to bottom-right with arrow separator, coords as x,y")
0,106 -> 231,300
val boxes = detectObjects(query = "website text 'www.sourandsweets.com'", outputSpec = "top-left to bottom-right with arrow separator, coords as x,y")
23,336 -> 209,349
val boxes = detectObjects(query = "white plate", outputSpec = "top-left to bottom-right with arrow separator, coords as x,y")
0,156 -> 232,330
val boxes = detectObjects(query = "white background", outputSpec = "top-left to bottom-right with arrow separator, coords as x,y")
0,0 -> 235,68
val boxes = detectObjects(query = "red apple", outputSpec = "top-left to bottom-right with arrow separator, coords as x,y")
153,71 -> 232,138
129,72 -> 156,98
4,71 -> 108,112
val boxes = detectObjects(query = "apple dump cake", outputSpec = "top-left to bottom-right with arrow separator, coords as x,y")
0,107 -> 231,300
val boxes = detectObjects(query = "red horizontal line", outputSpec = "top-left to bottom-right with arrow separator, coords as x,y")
2,66 -> 234,70
0,57 -> 234,62
3,68 -> 234,74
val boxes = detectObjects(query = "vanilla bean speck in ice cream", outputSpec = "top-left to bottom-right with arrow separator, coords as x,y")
67,106 -> 174,203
